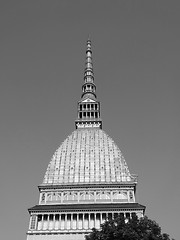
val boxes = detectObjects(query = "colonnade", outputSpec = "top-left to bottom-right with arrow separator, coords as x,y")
79,104 -> 99,111
78,111 -> 99,119
30,212 -> 137,231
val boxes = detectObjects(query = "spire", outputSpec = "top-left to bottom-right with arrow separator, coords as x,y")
82,39 -> 96,99
84,39 -> 94,82
75,39 -> 102,129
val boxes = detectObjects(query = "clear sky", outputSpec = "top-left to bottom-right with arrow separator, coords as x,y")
0,1 -> 179,239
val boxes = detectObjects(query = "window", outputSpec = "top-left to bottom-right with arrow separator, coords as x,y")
30,215 -> 36,230
129,191 -> 134,201
41,193 -> 45,203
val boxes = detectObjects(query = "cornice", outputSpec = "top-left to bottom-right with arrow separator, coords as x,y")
38,182 -> 136,191
28,203 -> 146,213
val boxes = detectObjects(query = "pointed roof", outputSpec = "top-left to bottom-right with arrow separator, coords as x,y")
75,39 -> 102,129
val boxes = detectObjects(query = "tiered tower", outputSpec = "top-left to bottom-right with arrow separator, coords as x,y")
26,40 -> 145,240
75,39 -> 102,129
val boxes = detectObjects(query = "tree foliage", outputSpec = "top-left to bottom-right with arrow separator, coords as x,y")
85,215 -> 174,240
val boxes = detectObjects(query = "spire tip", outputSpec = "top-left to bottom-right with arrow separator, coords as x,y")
87,34 -> 91,41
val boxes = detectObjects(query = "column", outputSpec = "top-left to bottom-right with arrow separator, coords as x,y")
102,213 -> 106,223
45,214 -> 49,230
79,214 -> 83,229
100,213 -> 103,225
61,214 -> 65,230
48,214 -> 51,230
90,213 -> 94,229
48,214 -> 53,230
42,215 -> 45,230
37,215 -> 40,230
53,214 -> 55,230
38,215 -> 44,230
42,215 -> 46,230
67,214 -> 71,230
59,214 -> 61,230
85,213 -> 89,229
97,213 -> 100,229
40,215 -> 44,230
88,213 -> 90,229
74,214 -> 78,230
77,214 -> 79,230
35,215 -> 38,230
125,212 -> 128,223
65,214 -> 67,230
70,214 -> 73,230
54,214 -> 58,230
94,213 -> 96,228
82,213 -> 84,229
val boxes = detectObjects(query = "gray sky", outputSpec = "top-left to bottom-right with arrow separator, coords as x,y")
0,1 -> 179,239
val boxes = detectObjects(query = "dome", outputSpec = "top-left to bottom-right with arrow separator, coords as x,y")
43,128 -> 133,185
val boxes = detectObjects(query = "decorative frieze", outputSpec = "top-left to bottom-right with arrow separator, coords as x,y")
39,189 -> 135,204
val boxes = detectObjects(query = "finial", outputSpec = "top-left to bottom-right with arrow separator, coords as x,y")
87,34 -> 91,40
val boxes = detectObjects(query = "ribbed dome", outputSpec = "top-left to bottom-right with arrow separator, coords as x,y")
43,129 -> 133,185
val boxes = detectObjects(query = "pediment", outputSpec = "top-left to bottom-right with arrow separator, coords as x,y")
81,98 -> 96,103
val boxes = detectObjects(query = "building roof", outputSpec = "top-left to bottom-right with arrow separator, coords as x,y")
29,203 -> 146,212
41,40 -> 137,187
42,128 -> 136,186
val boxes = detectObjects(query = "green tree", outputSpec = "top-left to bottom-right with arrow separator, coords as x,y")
85,215 -> 174,240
